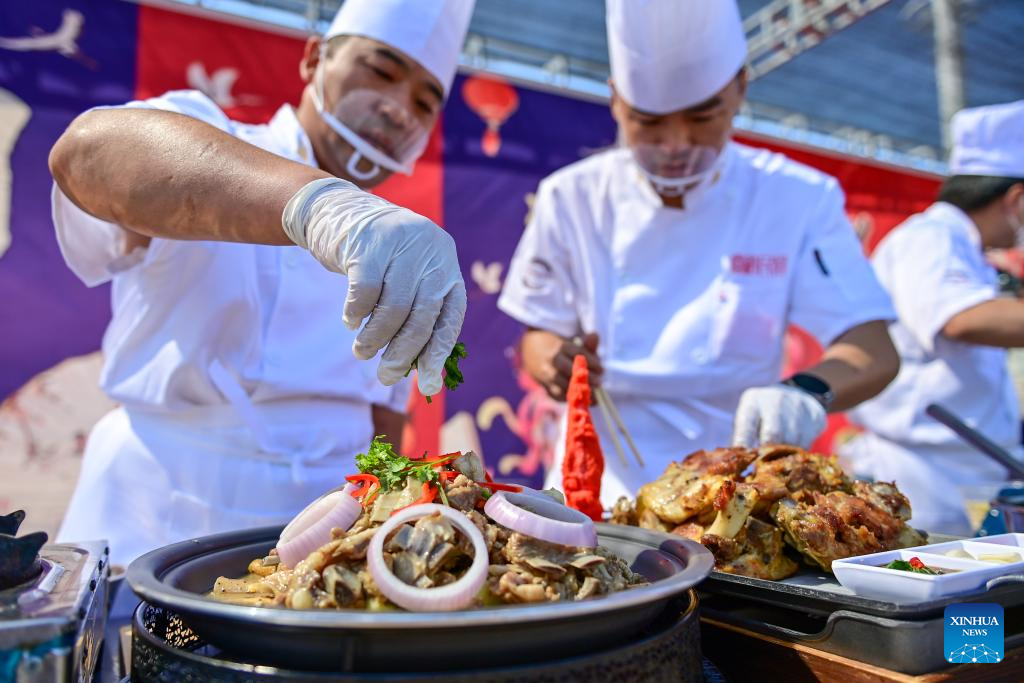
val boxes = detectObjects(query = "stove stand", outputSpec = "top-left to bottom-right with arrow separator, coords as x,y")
131,592 -> 703,683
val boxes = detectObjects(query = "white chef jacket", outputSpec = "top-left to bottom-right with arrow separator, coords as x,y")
498,143 -> 895,506
847,201 -> 1022,534
52,90 -> 409,565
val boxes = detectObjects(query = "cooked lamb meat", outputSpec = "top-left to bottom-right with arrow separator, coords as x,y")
773,490 -> 926,572
747,446 -> 850,513
443,473 -> 484,512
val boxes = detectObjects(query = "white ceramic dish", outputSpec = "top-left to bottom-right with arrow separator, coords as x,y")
831,535 -> 1024,603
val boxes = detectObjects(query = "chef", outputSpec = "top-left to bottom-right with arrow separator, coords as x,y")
847,100 -> 1024,535
48,0 -> 474,566
497,0 -> 899,506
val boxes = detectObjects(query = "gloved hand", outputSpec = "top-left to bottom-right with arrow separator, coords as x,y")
731,385 -> 827,448
282,178 -> 466,396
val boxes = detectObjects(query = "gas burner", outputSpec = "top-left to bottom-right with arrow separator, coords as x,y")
130,598 -> 704,682
0,510 -> 109,683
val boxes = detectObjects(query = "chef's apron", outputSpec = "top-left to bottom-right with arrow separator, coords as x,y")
57,367 -> 371,568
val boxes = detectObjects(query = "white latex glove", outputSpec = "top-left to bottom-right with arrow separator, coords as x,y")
731,385 -> 827,448
282,178 -> 466,396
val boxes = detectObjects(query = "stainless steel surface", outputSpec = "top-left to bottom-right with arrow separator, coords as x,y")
925,403 -> 1024,479
0,540 -> 109,683
127,523 -> 713,671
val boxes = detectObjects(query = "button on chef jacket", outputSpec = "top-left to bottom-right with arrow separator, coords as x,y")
51,90 -> 410,565
848,202 -> 1022,533
498,144 -> 895,507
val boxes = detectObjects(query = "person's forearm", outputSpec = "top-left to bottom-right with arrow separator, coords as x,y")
49,108 -> 330,245
943,298 -> 1024,347
803,320 -> 900,411
371,404 -> 406,452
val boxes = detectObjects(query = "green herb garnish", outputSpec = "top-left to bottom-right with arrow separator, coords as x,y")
407,342 -> 468,404
882,559 -> 940,575
355,436 -> 458,498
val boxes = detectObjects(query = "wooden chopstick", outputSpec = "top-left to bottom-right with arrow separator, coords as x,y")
594,387 -> 630,467
596,386 -> 645,467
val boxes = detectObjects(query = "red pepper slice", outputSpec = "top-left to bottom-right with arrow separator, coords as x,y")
346,473 -> 380,489
484,470 -> 494,483
391,482 -> 438,515
439,470 -> 461,481
345,474 -> 381,507
477,481 -> 523,493
909,557 -> 926,570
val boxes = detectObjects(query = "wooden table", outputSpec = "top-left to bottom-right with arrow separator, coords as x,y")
702,617 -> 1024,683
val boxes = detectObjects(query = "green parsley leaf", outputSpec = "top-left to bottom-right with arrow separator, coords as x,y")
407,342 -> 468,404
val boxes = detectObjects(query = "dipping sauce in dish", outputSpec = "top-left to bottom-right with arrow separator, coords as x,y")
880,557 -> 959,575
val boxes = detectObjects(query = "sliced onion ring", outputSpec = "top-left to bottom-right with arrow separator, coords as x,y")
367,503 -> 488,612
276,485 -> 361,568
484,491 -> 597,548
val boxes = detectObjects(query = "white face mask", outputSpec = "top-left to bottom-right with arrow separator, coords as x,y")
311,49 -> 430,181
629,143 -> 722,198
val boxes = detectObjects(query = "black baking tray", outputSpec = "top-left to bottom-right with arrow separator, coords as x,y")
701,567 -> 1024,620
697,534 -> 1024,674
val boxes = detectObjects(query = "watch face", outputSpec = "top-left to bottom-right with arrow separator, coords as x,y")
793,373 -> 830,395
787,373 -> 834,407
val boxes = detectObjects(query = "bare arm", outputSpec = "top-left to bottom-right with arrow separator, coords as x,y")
942,298 -> 1024,347
371,404 -> 406,452
804,320 -> 900,411
48,108 -> 329,245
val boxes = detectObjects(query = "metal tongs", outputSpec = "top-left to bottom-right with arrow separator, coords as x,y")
925,403 -> 1024,480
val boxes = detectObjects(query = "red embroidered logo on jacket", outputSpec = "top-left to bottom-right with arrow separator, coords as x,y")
730,255 -> 788,276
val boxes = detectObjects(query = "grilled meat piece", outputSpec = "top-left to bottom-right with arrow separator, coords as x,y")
852,480 -> 913,521
773,490 -> 926,572
747,446 -> 851,513
610,496 -> 638,526
701,517 -> 798,580
636,463 -> 731,525
679,447 -> 758,477
636,448 -> 758,525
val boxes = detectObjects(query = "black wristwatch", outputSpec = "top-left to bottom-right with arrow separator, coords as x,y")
782,372 -> 835,410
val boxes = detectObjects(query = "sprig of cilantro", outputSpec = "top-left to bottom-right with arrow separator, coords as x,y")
355,436 -> 456,500
407,342 -> 468,404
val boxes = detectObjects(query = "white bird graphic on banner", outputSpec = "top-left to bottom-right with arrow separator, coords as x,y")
471,261 -> 504,294
187,63 -> 239,108
0,89 -> 31,261
186,63 -> 263,109
0,9 -> 91,64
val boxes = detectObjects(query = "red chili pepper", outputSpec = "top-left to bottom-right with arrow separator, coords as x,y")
439,470 -> 461,481
391,482 -> 438,515
346,473 -> 379,486
484,470 -> 494,483
477,481 -> 523,493
345,474 -> 381,506
909,557 -> 926,570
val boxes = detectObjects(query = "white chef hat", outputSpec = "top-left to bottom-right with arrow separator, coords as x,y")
324,0 -> 475,96
607,0 -> 748,115
949,100 -> 1024,178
